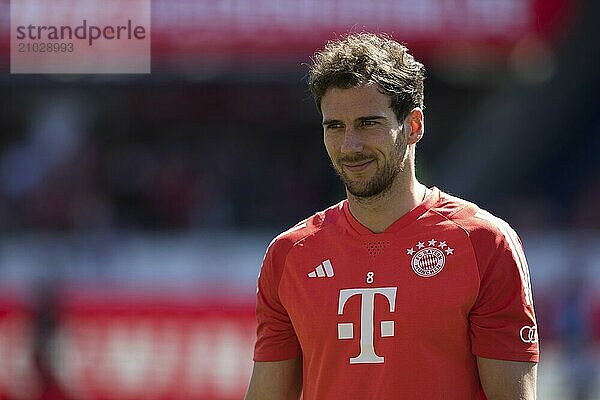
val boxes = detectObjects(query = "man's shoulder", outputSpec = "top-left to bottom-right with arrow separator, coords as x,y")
266,200 -> 345,255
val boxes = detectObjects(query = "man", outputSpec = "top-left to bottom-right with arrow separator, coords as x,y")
245,33 -> 539,399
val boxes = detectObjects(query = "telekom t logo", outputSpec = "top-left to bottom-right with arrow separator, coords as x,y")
337,287 -> 397,364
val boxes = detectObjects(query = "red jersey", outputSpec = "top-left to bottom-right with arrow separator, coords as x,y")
253,188 -> 539,399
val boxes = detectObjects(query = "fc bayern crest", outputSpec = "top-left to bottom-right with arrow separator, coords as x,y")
406,239 -> 454,278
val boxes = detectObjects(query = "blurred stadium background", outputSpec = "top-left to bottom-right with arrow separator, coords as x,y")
0,0 -> 599,399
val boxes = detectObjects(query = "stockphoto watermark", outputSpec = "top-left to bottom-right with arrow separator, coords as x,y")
11,0 -> 151,74
16,19 -> 147,47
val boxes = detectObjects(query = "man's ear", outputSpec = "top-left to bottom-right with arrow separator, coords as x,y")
406,108 -> 424,145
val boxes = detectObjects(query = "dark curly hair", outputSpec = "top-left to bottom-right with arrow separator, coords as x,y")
308,33 -> 425,121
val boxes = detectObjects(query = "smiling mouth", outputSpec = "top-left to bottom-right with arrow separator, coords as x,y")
342,159 -> 375,172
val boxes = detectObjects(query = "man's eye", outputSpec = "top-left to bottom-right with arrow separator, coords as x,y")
361,120 -> 377,126
327,123 -> 343,129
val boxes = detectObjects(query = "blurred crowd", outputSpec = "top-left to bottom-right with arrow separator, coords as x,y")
0,87 -> 334,233
1,86 -> 598,235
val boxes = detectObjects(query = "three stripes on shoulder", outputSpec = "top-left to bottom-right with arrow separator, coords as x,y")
308,259 -> 334,278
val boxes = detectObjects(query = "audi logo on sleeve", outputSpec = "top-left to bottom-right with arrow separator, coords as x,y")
519,325 -> 538,343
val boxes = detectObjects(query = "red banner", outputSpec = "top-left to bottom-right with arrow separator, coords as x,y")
0,292 -> 256,400
151,0 -> 573,59
0,0 -> 574,69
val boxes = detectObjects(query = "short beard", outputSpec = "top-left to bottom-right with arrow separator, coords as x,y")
333,141 -> 407,199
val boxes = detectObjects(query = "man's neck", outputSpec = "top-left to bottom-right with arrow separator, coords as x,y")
346,176 -> 425,234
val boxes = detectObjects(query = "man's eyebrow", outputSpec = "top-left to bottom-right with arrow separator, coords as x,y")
322,116 -> 387,126
322,119 -> 342,126
356,115 -> 387,122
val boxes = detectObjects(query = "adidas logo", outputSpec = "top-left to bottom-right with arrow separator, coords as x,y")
308,259 -> 334,278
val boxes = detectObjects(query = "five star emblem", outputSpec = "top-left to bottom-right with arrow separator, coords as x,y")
406,239 -> 455,257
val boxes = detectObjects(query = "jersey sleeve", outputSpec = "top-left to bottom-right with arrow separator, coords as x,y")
253,237 -> 302,362
468,213 -> 539,362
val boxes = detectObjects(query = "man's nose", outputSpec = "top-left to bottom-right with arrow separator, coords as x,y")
340,127 -> 364,154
